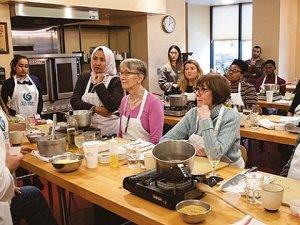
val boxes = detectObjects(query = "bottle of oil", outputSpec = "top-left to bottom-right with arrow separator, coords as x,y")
66,110 -> 78,152
109,139 -> 119,168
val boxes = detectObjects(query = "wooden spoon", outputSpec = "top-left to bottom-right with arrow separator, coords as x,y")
196,182 -> 249,216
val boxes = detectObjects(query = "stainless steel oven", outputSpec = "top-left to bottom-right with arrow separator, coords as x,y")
26,53 -> 82,115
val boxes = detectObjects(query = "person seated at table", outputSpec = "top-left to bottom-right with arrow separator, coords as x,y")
287,80 -> 300,116
255,59 -> 286,96
225,59 -> 257,111
70,46 -> 123,136
177,59 -> 204,107
0,107 -> 58,225
158,45 -> 183,95
160,74 -> 244,168
280,134 -> 300,180
118,58 -> 164,144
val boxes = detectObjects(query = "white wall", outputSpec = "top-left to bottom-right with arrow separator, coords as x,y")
278,0 -> 297,83
147,0 -> 186,94
187,4 -> 211,74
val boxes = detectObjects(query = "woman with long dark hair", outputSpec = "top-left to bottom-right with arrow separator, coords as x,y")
158,45 -> 183,95
1,55 -> 43,117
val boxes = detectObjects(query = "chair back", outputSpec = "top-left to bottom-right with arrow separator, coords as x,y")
240,145 -> 248,166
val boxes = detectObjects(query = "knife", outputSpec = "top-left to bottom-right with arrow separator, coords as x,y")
219,167 -> 258,190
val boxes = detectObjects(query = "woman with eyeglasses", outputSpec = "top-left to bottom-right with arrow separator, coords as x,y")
70,46 -> 123,135
161,74 -> 244,168
225,59 -> 257,110
118,58 -> 164,144
177,59 -> 204,104
158,45 -> 183,95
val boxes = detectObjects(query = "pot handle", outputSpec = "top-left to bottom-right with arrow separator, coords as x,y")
177,163 -> 191,178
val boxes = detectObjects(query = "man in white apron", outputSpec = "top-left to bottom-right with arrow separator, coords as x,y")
70,46 -> 123,136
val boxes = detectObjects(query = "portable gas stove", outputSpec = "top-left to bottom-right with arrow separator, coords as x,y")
164,106 -> 188,117
123,169 -> 205,209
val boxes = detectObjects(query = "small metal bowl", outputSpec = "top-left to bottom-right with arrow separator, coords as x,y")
176,200 -> 211,224
26,132 -> 45,143
49,153 -> 84,173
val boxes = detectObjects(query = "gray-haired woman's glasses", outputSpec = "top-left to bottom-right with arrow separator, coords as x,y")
119,72 -> 139,77
195,87 -> 210,94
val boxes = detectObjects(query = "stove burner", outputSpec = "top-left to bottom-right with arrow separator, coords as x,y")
123,169 -> 204,209
155,177 -> 193,191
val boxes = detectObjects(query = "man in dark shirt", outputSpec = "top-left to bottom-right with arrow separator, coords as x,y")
255,59 -> 286,96
244,46 -> 265,85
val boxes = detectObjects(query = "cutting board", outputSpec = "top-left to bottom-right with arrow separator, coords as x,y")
274,176 -> 300,206
191,156 -> 229,175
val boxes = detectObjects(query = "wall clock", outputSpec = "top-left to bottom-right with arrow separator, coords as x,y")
162,15 -> 176,33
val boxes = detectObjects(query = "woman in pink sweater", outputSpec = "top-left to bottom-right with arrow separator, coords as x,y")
118,58 -> 164,144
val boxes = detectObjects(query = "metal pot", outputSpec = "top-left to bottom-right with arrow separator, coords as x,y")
72,110 -> 92,128
262,84 -> 280,94
37,135 -> 66,157
152,140 -> 196,181
169,94 -> 188,107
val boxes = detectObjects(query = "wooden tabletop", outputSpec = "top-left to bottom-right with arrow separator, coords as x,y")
164,115 -> 182,126
240,126 -> 297,145
20,134 -> 300,225
257,100 -> 291,111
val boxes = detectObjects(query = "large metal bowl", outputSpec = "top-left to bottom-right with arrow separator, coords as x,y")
169,94 -> 188,107
50,153 -> 84,173
73,110 -> 92,128
152,140 -> 195,181
262,84 -> 280,94
26,132 -> 45,143
37,135 -> 66,157
176,200 -> 211,224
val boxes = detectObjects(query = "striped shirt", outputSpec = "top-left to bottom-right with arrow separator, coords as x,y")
231,81 -> 258,108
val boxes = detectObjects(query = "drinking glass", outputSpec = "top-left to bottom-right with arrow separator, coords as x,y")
207,147 -> 221,177
75,131 -> 85,154
126,145 -> 141,169
25,114 -> 36,133
83,131 -> 95,142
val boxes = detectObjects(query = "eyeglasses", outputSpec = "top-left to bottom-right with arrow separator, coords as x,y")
119,71 -> 139,77
195,87 -> 210,94
228,68 -> 241,73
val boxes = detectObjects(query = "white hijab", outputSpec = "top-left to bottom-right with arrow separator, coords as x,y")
90,46 -> 117,84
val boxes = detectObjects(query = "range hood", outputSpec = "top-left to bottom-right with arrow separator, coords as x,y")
10,3 -> 99,30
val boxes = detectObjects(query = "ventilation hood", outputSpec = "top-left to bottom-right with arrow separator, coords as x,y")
10,3 -> 99,30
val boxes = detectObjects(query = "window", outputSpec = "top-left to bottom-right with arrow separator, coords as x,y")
211,3 -> 252,74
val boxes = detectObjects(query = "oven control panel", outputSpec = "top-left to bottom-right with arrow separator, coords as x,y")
42,99 -> 72,115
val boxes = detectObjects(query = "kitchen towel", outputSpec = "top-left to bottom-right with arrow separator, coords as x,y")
232,215 -> 265,225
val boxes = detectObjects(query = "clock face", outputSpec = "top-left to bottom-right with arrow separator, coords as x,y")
162,15 -> 176,33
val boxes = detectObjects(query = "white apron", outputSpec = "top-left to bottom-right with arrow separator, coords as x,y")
287,144 -> 300,180
188,105 -> 244,168
11,76 -> 39,117
230,82 -> 244,110
81,76 -> 119,135
294,104 -> 300,116
184,92 -> 196,102
121,90 -> 150,142
0,110 -> 14,225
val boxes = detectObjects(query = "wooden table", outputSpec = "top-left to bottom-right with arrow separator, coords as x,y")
20,130 -> 300,225
164,115 -> 182,126
257,100 -> 292,111
240,126 -> 297,145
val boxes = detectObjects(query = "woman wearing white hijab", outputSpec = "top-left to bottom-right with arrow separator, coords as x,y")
71,46 -> 123,135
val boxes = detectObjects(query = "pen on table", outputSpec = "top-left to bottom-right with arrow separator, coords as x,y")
125,115 -> 130,133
